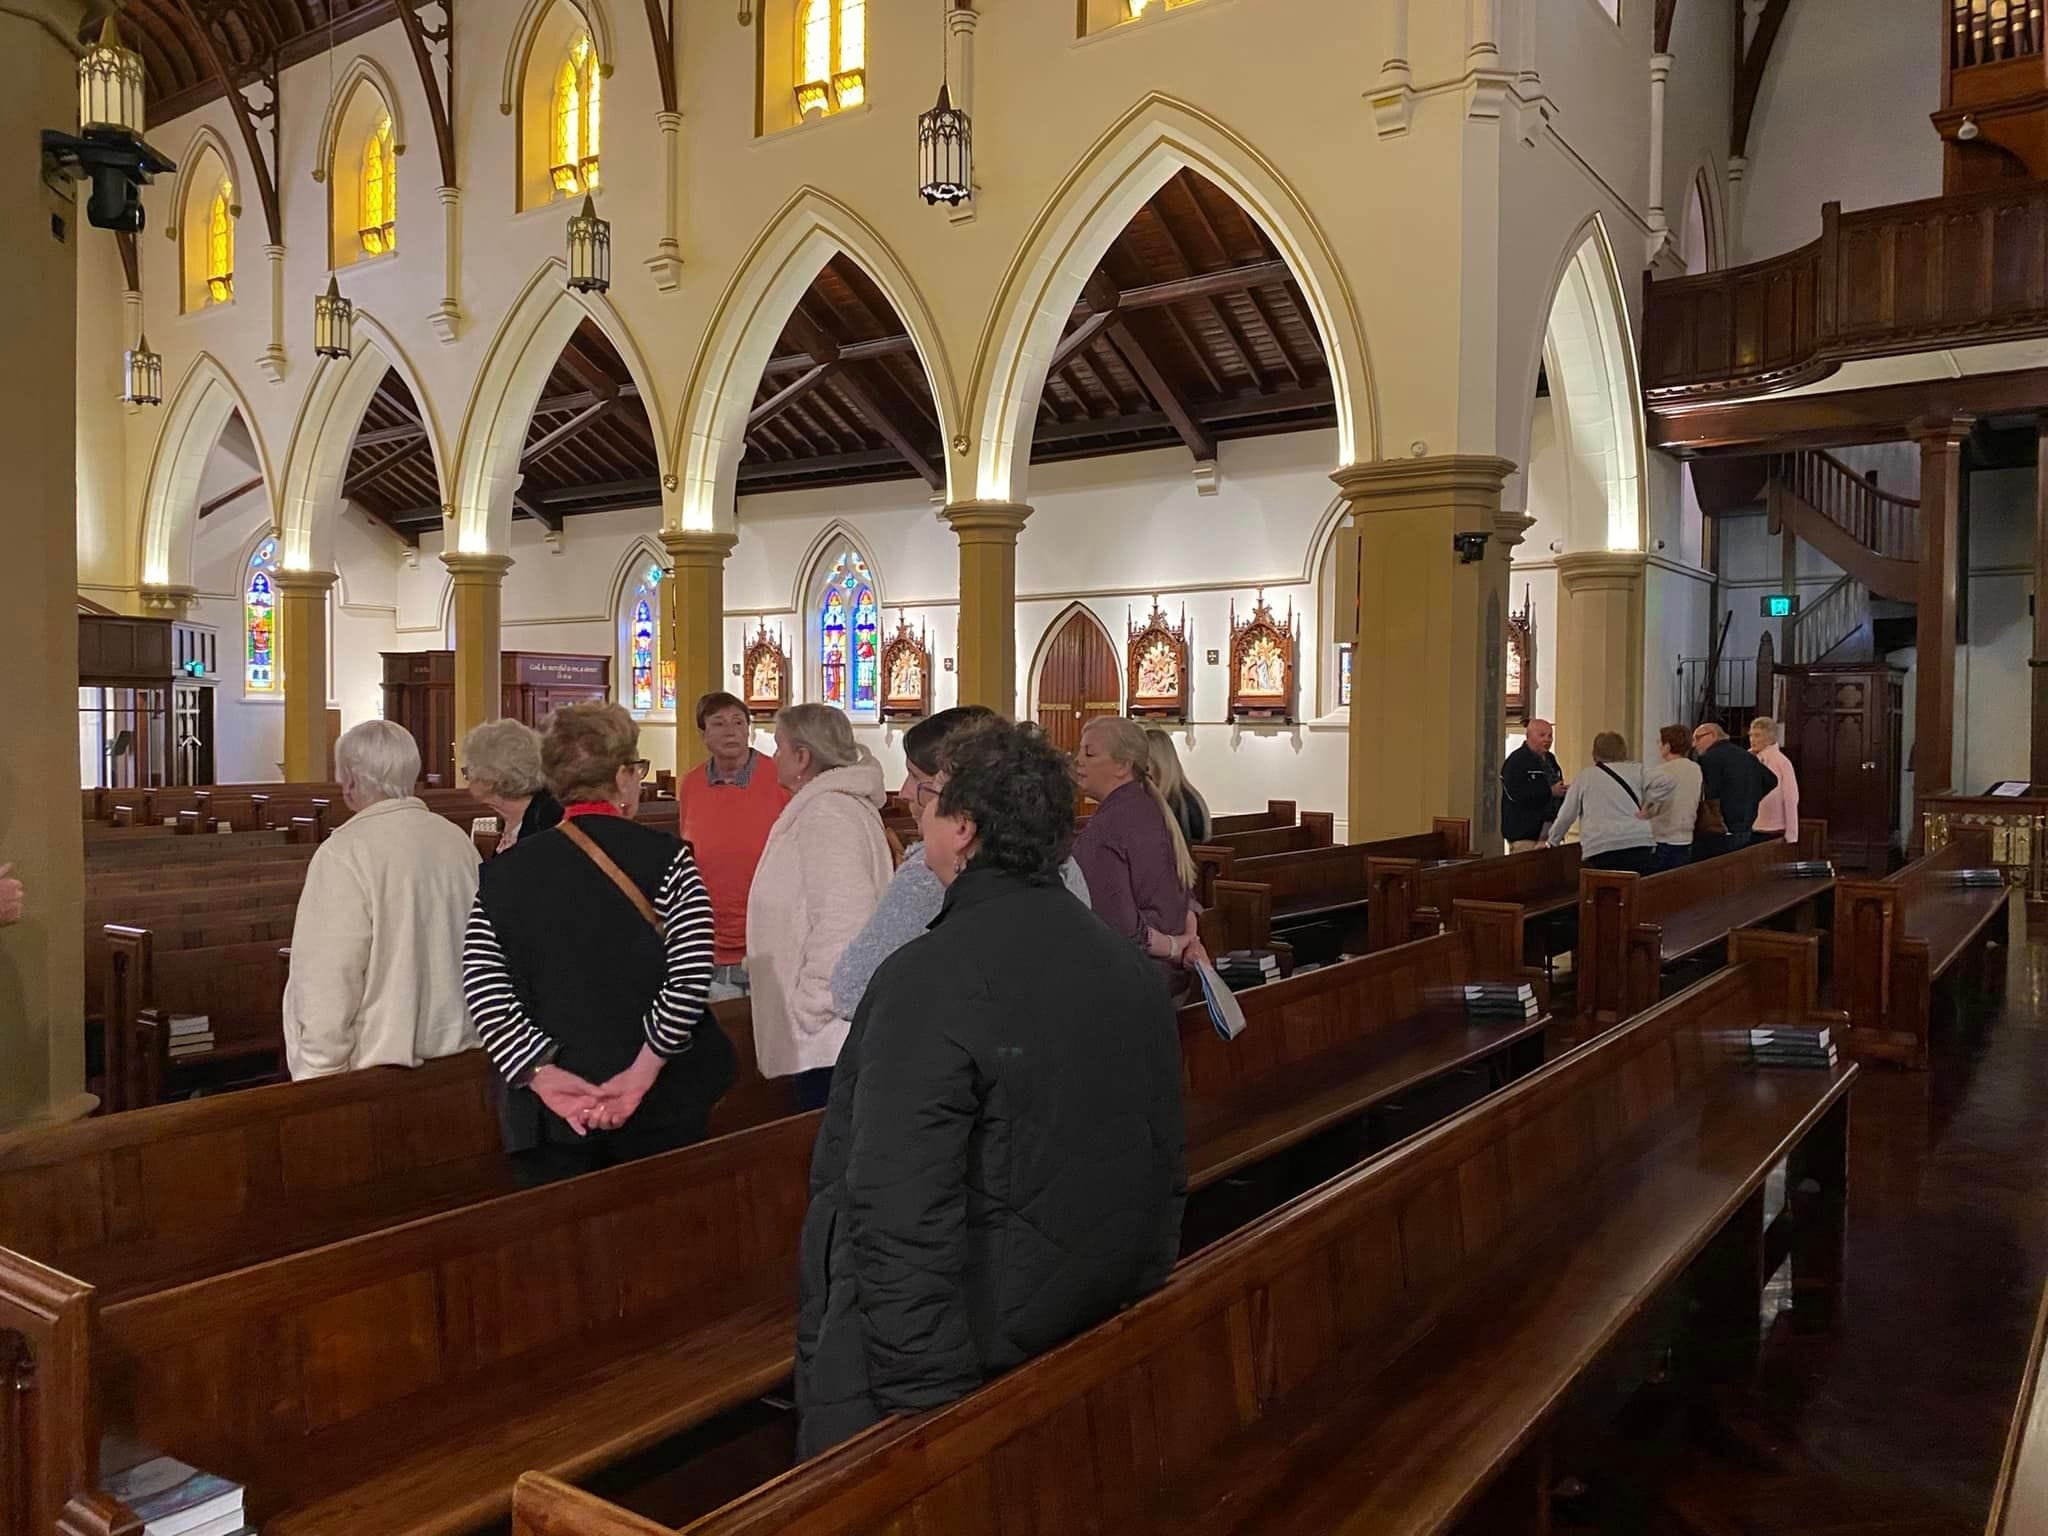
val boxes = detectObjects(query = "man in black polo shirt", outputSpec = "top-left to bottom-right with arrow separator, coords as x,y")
1501,718 -> 1565,852
1692,721 -> 1777,860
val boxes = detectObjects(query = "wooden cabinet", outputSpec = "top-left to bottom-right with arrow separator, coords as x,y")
1782,663 -> 1906,871
500,652 -> 610,730
381,651 -> 457,786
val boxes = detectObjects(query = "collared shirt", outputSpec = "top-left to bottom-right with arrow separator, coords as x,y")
1073,779 -> 1192,967
706,749 -> 761,787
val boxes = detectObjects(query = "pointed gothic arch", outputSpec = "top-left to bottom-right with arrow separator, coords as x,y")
972,94 -> 1376,505
449,259 -> 669,557
312,55 -> 409,185
276,309 -> 450,573
500,0 -> 616,114
799,525 -> 886,718
139,353 -> 278,592
673,189 -> 961,533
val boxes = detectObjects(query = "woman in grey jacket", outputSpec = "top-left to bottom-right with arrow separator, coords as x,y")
1546,730 -> 1656,874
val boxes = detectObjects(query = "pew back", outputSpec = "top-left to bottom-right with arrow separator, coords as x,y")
1210,800 -> 1298,837
1202,811 -> 1336,860
1364,843 -> 1581,952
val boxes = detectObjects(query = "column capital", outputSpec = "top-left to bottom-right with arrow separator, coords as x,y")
272,567 -> 339,595
1331,455 -> 1516,514
138,584 -> 199,617
1650,51 -> 1675,83
1555,548 -> 1648,594
1907,414 -> 1976,446
942,501 -> 1033,540
441,551 -> 514,583
659,528 -> 739,565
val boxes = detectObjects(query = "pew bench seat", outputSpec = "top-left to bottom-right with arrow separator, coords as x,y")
255,1292 -> 794,1536
1184,1007 -> 1546,1190
1902,883 -> 2008,978
1654,871 -> 1834,965
1142,1063 -> 1856,1536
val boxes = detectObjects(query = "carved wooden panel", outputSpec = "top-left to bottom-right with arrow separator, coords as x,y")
878,618 -> 930,722
742,622 -> 789,722
1126,599 -> 1190,721
1227,592 -> 1297,723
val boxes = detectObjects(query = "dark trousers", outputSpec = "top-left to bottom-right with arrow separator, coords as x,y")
1583,846 -> 1656,875
794,1066 -> 835,1111
510,1102 -> 714,1188
1694,830 -> 1752,862
1649,842 -> 1692,873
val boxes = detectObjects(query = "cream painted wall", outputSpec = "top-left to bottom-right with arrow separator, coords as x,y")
1737,0 -> 1942,262
1658,0 -> 1733,273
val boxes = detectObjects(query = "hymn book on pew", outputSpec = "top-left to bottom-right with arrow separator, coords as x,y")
1197,958 -> 1249,1041
1771,860 -> 1837,879
100,1452 -> 246,1536
1461,982 -> 1540,1021
1950,868 -> 2006,888
1746,1025 -> 1838,1069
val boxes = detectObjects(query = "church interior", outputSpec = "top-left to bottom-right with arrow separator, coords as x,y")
9,0 -> 2048,1530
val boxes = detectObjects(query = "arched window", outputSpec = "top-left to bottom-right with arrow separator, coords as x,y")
358,114 -> 396,256
551,31 -> 602,196
245,538 -> 280,695
630,596 -> 656,712
794,0 -> 864,119
205,179 -> 233,303
623,563 -> 676,716
818,551 -> 879,715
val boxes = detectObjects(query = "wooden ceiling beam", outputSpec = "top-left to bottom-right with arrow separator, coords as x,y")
1243,290 -> 1305,388
536,476 -> 662,507
749,361 -> 840,431
783,306 -> 943,489
764,334 -> 918,375
351,420 -> 426,449
199,474 -> 264,518
1106,317 -> 1216,461
341,442 -> 430,501
1654,0 -> 1679,52
1731,0 -> 1793,159
514,490 -> 562,533
739,448 -> 905,483
522,398 -> 614,464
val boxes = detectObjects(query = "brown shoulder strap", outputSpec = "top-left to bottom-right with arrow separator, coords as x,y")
557,819 -> 664,935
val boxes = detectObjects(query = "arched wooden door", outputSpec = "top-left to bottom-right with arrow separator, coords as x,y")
1033,607 -> 1121,755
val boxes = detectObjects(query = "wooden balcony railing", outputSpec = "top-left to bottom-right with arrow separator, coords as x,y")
1770,450 -> 1921,563
1642,179 -> 2048,402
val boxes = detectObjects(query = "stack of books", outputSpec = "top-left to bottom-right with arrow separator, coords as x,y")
1463,982 -> 1540,1022
166,1014 -> 214,1059
1773,859 -> 1836,879
102,1454 -> 246,1536
1747,1025 -> 1838,1069
1949,868 -> 2005,888
1215,951 -> 1281,992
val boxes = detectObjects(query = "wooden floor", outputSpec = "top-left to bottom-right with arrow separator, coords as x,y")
1561,899 -> 2048,1535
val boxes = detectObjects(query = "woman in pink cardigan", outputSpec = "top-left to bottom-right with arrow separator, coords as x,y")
745,703 -> 892,1111
1748,716 -> 1801,843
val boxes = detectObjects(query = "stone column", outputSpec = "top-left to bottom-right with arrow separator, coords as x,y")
277,569 -> 339,780
1912,417 -> 1972,800
1554,551 -> 1648,773
1332,457 -> 1516,844
257,243 -> 287,383
943,503 -> 1032,714
0,0 -> 92,1128
660,529 -> 738,773
442,553 -> 513,757
1646,53 -> 1674,263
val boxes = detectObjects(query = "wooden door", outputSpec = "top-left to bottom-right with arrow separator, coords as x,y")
1785,666 -> 1902,870
1034,610 -> 1121,755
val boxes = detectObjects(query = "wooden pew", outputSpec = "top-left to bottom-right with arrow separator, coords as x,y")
1201,810 -> 1336,860
21,926 -> 1549,1536
1196,879 -> 1294,972
1200,818 -> 1472,955
1577,820 -> 1831,1026
1366,842 -> 1581,962
85,878 -> 309,1022
1210,798 -> 1298,836
509,945 -> 1853,1536
1831,826 -> 2010,1068
1989,1271 -> 2048,1535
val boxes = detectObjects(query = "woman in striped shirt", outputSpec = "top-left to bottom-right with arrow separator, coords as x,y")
462,702 -> 733,1185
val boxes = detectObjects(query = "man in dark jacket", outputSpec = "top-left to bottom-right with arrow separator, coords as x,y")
794,720 -> 1186,1459
1501,717 -> 1565,850
1691,721 -> 1778,860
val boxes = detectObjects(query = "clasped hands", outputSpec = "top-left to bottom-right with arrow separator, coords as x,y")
530,1044 -> 663,1137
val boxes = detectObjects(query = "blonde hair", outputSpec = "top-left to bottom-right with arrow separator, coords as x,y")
1084,717 -> 1197,890
1144,728 -> 1189,802
543,702 -> 640,804
775,703 -> 863,772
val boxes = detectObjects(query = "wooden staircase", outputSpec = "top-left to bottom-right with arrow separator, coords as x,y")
1786,574 -> 1872,666
1766,451 -> 1921,603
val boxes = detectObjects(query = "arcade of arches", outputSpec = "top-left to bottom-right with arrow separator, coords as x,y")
11,0 -> 2048,1525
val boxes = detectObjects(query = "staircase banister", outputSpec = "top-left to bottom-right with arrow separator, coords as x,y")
1806,449 -> 1922,511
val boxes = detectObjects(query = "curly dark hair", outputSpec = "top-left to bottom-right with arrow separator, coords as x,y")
935,720 -> 1076,881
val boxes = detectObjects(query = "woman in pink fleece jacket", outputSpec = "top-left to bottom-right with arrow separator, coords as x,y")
1748,716 -> 1801,843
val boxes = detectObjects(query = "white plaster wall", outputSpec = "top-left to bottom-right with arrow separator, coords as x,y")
1659,0 -> 1734,273
1958,469 -> 2034,791
1737,0 -> 1942,262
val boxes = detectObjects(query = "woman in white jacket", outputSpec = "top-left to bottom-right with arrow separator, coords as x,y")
1546,730 -> 1656,875
747,703 -> 892,1110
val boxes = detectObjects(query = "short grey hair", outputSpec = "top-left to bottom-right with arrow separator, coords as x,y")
336,720 -> 420,805
1748,716 -> 1780,745
775,702 -> 861,770
462,719 -> 545,797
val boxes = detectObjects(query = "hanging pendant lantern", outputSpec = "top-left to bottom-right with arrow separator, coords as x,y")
566,193 -> 611,294
917,81 -> 972,207
79,17 -> 147,138
313,274 -> 353,359
121,332 -> 162,407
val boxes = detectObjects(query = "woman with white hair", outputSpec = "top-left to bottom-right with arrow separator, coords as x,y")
282,719 -> 482,1079
1748,716 -> 1801,843
462,719 -> 562,852
1073,717 -> 1206,986
746,703 -> 891,1110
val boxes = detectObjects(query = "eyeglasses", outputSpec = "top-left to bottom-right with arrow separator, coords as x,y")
628,758 -> 651,777
913,778 -> 941,804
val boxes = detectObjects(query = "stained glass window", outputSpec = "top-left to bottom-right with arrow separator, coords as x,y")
358,114 -> 396,256
818,551 -> 878,716
631,598 -> 655,712
794,0 -> 864,118
246,538 -> 279,694
551,33 -> 602,196
1338,644 -> 1354,709
206,180 -> 233,303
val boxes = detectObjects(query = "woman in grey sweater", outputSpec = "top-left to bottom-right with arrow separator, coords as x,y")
830,708 -> 1089,1021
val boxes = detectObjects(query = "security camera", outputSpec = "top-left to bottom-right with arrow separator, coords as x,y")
41,129 -> 176,234
1452,531 -> 1491,564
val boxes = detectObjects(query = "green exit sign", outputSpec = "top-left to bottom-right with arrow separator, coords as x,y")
1761,593 -> 1799,619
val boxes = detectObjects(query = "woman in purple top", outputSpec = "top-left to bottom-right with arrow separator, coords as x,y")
1072,718 -> 1208,985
